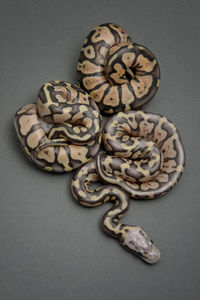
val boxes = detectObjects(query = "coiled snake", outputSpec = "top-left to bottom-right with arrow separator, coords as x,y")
14,81 -> 102,172
14,24 -> 185,264
77,23 -> 160,114
72,110 -> 185,263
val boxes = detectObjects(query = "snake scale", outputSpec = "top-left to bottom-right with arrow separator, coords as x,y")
72,158 -> 160,264
14,23 -> 185,264
14,81 -> 102,172
77,23 -> 160,114
72,110 -> 185,263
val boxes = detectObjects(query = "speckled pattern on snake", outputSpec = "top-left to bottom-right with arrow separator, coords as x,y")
72,110 -> 185,263
14,81 -> 102,172
77,23 -> 160,114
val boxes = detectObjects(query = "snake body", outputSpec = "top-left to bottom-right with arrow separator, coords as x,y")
71,110 -> 185,263
71,159 -> 160,264
77,23 -> 160,114
13,25 -> 185,264
14,81 -> 102,172
101,110 -> 185,198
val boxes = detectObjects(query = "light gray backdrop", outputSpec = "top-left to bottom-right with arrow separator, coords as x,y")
0,0 -> 199,299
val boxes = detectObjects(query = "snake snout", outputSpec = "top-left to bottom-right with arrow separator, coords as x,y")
119,225 -> 160,264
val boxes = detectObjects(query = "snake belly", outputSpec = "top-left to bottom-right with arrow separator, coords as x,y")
77,23 -> 160,114
14,81 -> 102,172
71,159 -> 160,264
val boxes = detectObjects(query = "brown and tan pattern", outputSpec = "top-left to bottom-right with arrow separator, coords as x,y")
101,110 -> 185,199
14,81 -> 102,172
71,110 -> 185,263
71,160 -> 160,264
77,23 -> 160,114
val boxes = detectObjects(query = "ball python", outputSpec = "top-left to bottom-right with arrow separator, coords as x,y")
72,158 -> 160,264
77,23 -> 160,114
14,81 -> 102,172
71,110 -> 185,263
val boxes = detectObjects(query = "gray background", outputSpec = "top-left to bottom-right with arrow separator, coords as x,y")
0,0 -> 199,299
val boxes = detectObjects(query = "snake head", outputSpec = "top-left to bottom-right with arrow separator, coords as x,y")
118,226 -> 160,264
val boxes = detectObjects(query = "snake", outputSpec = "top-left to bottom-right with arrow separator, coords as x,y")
72,158 -> 160,264
14,81 -> 102,172
71,110 -> 185,263
77,23 -> 160,114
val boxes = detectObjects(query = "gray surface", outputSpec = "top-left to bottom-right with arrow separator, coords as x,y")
0,0 -> 199,299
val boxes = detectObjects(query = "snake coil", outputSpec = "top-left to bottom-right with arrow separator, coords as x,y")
71,110 -> 185,263
14,81 -> 102,172
13,26 -> 185,264
77,23 -> 160,114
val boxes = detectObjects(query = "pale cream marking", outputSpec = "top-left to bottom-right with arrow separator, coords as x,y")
94,119 -> 100,133
126,181 -> 140,190
79,190 -> 87,198
103,87 -> 120,107
156,173 -> 169,183
80,201 -> 98,207
83,76 -> 106,90
19,114 -> 39,136
77,93 -> 90,104
148,152 -> 161,168
107,53 -> 118,66
37,146 -> 55,163
107,208 -> 121,216
154,117 -> 168,144
131,75 -> 153,98
53,107 -> 72,122
109,24 -> 130,43
24,146 -> 30,156
83,38 -> 88,45
134,160 -> 150,177
72,179 -> 80,189
17,104 -> 36,115
73,127 -> 81,134
104,108 -> 114,114
162,159 -> 177,173
57,147 -> 72,171
135,55 -> 157,73
44,166 -> 53,172
69,145 -> 88,162
79,105 -> 89,114
27,128 -> 45,149
141,181 -> 159,191
90,83 -> 109,103
110,63 -> 127,84
177,165 -> 184,172
71,111 -> 84,123
81,127 -> 87,132
98,133 -> 102,143
139,120 -> 154,138
100,46 -> 107,57
79,166 -> 89,176
108,45 -> 122,56
77,60 -> 102,74
91,26 -> 115,45
122,52 -> 135,68
83,45 -> 96,59
121,84 -> 135,104
42,82 -> 59,107
84,117 -> 92,128
162,133 -> 178,158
